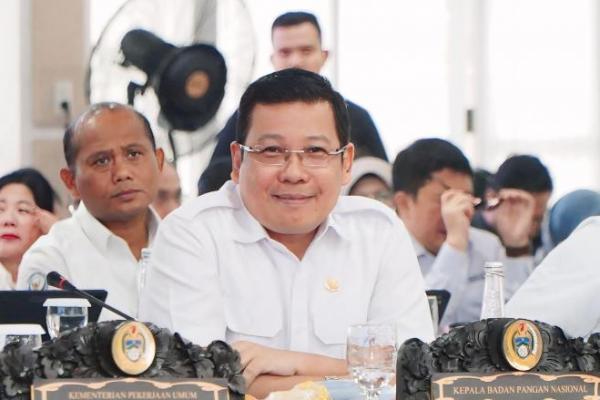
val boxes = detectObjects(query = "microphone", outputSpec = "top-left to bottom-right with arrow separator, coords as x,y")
46,271 -> 135,321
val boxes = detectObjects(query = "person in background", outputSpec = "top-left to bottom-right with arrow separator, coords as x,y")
341,156 -> 393,208
547,189 -> 600,248
197,157 -> 232,195
152,162 -> 181,218
392,138 -> 534,326
505,215 -> 600,338
472,168 -> 492,201
472,155 -> 553,260
206,11 -> 388,183
140,69 -> 433,398
0,168 -> 59,289
17,103 -> 164,320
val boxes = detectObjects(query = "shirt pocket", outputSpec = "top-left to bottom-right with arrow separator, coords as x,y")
224,294 -> 282,339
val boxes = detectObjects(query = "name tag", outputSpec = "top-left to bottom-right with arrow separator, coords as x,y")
431,372 -> 600,400
32,378 -> 236,400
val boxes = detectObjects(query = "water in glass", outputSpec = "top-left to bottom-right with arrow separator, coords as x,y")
347,324 -> 396,400
44,298 -> 90,339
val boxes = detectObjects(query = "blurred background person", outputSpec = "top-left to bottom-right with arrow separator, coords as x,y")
472,168 -> 492,202
546,189 -> 600,249
472,155 -> 553,261
0,168 -> 59,289
341,156 -> 393,208
206,11 -> 388,180
197,157 -> 232,196
152,162 -> 182,218
392,139 -> 533,326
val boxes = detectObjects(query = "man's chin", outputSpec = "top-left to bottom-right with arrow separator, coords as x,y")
97,206 -> 150,224
265,223 -> 320,237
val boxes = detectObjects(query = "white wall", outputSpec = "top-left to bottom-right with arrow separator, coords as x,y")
0,0 -> 23,174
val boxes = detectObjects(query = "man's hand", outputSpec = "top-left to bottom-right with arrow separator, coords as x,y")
441,190 -> 475,252
491,189 -> 535,248
232,341 -> 297,387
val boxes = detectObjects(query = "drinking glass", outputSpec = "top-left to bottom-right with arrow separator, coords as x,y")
43,298 -> 90,339
0,324 -> 44,350
347,324 -> 397,400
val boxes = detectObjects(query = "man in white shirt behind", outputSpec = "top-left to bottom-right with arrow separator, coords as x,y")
139,69 -> 434,398
392,139 -> 535,326
17,103 -> 164,319
505,217 -> 600,338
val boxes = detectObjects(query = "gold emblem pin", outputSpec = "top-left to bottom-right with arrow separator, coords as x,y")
111,321 -> 156,376
325,277 -> 340,292
502,319 -> 543,371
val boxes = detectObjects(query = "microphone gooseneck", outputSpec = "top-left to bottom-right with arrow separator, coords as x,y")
45,271 -> 135,321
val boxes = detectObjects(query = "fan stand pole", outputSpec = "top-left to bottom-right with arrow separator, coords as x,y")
168,129 -> 178,166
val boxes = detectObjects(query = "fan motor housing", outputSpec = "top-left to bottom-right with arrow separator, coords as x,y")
120,29 -> 227,131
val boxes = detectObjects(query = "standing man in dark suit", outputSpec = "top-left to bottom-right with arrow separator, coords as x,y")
207,11 -> 387,181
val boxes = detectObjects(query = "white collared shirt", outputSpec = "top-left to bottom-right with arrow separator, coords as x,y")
139,181 -> 434,358
506,217 -> 600,338
0,262 -> 15,290
413,227 -> 534,326
16,202 -> 159,320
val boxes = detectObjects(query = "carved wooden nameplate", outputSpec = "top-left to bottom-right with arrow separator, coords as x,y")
32,378 -> 233,400
431,372 -> 600,400
397,319 -> 600,400
0,321 -> 245,400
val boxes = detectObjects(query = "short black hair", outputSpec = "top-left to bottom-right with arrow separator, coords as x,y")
272,11 -> 322,42
0,168 -> 58,212
473,168 -> 492,200
197,157 -> 232,195
236,68 -> 349,146
491,155 -> 553,193
63,102 -> 156,169
392,138 -> 472,195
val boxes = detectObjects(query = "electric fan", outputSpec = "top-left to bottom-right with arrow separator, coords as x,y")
87,0 -> 256,161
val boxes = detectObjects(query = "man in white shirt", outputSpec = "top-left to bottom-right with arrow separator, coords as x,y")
17,103 -> 164,319
392,139 -> 534,326
139,69 -> 434,398
506,217 -> 600,338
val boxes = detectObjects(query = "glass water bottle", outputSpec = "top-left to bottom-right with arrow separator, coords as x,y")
480,261 -> 505,319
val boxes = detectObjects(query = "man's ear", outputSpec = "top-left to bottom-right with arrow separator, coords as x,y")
340,143 -> 355,185
393,191 -> 412,218
230,142 -> 242,183
60,167 -> 80,200
155,148 -> 165,172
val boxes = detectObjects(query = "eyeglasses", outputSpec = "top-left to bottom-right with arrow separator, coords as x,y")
429,175 -> 503,210
238,143 -> 348,167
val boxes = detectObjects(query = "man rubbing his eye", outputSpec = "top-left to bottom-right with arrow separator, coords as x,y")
140,69 -> 434,398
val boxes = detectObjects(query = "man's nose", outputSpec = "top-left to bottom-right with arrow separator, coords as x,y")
287,52 -> 304,68
112,157 -> 133,182
278,153 -> 309,182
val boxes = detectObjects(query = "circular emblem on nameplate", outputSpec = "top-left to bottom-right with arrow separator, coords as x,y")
502,319 -> 543,371
111,321 -> 155,375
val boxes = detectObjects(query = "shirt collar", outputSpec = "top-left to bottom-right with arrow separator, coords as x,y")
410,235 -> 430,258
75,202 -> 160,252
410,231 -> 475,259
